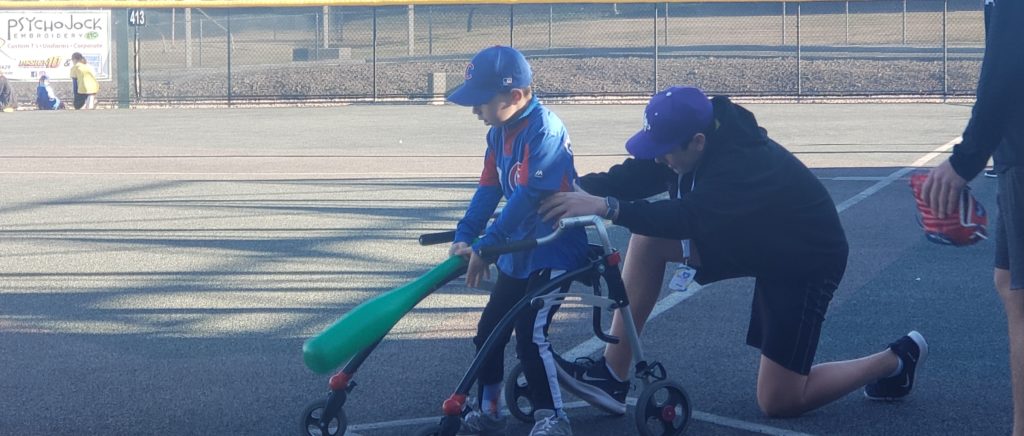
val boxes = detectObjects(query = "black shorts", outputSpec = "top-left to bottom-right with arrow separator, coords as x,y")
995,166 -> 1024,290
73,93 -> 87,110
746,260 -> 846,375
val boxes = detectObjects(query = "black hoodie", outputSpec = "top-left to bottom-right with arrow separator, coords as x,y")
579,96 -> 849,285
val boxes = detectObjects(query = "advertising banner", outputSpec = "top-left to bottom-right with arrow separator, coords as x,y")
0,10 -> 112,82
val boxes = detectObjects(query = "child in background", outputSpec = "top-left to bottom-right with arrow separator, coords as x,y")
36,74 -> 64,110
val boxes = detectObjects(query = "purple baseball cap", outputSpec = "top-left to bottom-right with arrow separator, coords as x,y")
447,46 -> 533,107
625,86 -> 713,159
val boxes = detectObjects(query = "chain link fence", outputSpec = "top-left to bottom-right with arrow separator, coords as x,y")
116,0 -> 984,103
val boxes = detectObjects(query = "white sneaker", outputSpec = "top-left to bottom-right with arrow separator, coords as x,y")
529,409 -> 572,436
457,399 -> 507,435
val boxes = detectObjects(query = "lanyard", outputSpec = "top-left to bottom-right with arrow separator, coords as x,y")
678,171 -> 696,261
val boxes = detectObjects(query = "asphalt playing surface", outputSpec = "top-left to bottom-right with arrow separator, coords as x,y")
0,102 -> 1011,435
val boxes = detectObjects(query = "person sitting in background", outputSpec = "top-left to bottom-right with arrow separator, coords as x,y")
36,75 -> 64,110
0,72 -> 15,112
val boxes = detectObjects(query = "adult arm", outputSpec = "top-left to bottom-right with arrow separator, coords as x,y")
577,158 -> 673,200
949,1 -> 1024,179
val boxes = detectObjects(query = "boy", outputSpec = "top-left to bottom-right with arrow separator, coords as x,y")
447,45 -> 588,436
36,75 -> 64,110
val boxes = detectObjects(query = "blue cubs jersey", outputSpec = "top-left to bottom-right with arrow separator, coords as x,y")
454,97 -> 588,278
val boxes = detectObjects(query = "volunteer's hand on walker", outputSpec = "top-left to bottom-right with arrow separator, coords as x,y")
465,250 -> 491,289
922,159 -> 967,219
539,192 -> 607,224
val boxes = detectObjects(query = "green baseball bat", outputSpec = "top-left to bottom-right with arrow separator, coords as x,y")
303,255 -> 468,374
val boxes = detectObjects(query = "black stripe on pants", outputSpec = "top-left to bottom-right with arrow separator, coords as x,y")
472,269 -> 565,411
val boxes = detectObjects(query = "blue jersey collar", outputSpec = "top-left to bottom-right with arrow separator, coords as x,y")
505,96 -> 540,129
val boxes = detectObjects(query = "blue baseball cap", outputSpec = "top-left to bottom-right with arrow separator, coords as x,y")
447,46 -> 533,107
625,86 -> 713,159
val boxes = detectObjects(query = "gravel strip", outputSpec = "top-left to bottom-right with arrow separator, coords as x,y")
6,55 -> 980,106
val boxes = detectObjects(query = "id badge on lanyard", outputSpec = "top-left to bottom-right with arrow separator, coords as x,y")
669,172 -> 698,292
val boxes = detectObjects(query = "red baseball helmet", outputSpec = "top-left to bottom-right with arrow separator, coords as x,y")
909,173 -> 988,247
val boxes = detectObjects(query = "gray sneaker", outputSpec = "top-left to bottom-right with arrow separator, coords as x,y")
529,409 -> 572,436
457,400 -> 507,436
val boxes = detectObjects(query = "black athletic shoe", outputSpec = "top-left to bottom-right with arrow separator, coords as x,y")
553,354 -> 628,415
864,331 -> 928,401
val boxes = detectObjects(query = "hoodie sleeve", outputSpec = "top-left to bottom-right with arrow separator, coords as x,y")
613,197 -> 699,240
612,143 -> 791,241
577,158 -> 672,200
612,171 -> 747,241
949,1 -> 1024,179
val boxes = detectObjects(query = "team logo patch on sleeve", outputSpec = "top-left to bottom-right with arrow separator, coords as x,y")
507,162 -> 523,191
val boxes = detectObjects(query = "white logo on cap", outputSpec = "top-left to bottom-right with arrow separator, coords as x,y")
642,113 -> 651,132
503,77 -> 513,86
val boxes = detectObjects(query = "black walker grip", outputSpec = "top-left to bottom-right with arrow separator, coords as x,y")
477,239 -> 538,259
592,307 -> 620,344
418,230 -> 457,246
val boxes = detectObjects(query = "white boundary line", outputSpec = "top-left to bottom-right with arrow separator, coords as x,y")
689,411 -> 818,436
341,138 -> 962,435
834,137 -> 960,213
348,398 -> 817,436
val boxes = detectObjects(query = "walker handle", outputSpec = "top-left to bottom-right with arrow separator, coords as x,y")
477,239 -> 538,259
593,307 -> 619,345
418,230 -> 456,246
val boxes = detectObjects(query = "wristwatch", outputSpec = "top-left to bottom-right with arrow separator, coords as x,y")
604,196 -> 620,220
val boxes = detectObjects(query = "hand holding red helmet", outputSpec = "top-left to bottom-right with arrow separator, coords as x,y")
910,173 -> 988,247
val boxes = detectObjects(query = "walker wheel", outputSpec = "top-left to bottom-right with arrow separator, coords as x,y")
634,380 -> 691,436
504,363 -> 536,423
299,399 -> 347,436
